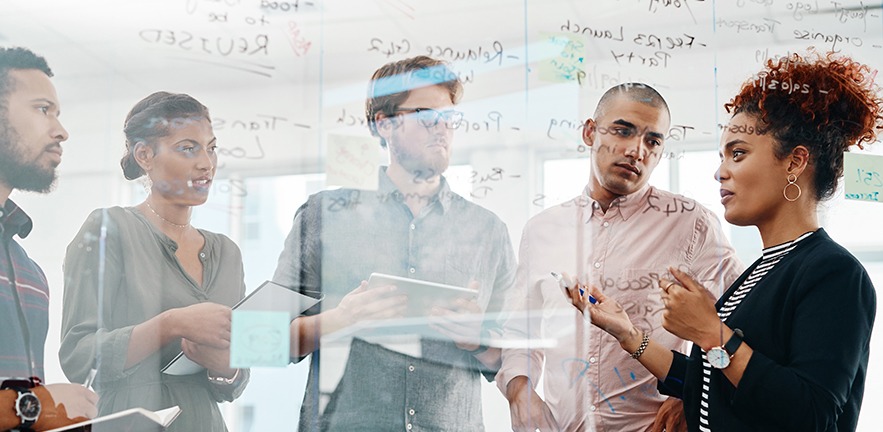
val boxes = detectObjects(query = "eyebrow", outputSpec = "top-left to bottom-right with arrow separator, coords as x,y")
720,139 -> 747,157
174,137 -> 217,146
611,119 -> 665,141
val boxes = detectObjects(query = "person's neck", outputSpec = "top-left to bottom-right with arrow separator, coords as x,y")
756,204 -> 819,249
588,181 -> 621,213
386,163 -> 443,216
142,196 -> 193,239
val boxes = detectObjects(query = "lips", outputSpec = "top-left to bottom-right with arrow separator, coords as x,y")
720,189 -> 734,205
614,162 -> 640,176
189,177 -> 213,190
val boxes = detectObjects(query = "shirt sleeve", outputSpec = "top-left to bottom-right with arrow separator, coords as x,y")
495,224 -> 546,395
658,350 -> 691,399
59,209 -> 138,384
476,221 -> 517,381
273,196 -> 323,363
687,206 -> 745,298
729,251 -> 876,432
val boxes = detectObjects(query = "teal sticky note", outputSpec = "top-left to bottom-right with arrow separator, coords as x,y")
844,153 -> 883,203
231,310 -> 290,368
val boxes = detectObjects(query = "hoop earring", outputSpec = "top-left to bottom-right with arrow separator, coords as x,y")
783,174 -> 801,202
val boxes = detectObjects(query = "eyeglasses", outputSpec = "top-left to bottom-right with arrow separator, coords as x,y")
396,107 -> 464,128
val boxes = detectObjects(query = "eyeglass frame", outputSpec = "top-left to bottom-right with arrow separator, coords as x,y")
394,107 -> 465,128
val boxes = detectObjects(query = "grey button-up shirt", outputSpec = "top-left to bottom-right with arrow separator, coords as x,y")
274,167 -> 516,431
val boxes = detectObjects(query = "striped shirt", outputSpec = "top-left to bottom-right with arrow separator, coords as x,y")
0,200 -> 49,381
697,231 -> 814,431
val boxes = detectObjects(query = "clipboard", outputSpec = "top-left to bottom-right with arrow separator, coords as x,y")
161,280 -> 322,375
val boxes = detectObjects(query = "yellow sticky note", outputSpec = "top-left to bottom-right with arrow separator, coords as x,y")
538,32 -> 586,84
325,134 -> 379,190
231,310 -> 290,368
844,153 -> 883,203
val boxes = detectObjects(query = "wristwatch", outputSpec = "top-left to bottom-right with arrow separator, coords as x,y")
9,386 -> 40,431
706,328 -> 744,369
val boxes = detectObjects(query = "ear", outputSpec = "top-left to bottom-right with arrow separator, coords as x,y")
582,118 -> 597,147
133,142 -> 156,172
786,145 -> 810,177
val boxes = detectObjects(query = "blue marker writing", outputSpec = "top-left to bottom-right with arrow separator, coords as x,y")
551,271 -> 597,304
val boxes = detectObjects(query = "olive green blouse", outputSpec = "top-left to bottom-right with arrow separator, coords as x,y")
59,206 -> 248,432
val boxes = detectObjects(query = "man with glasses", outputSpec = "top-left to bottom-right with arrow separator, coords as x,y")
274,55 -> 515,431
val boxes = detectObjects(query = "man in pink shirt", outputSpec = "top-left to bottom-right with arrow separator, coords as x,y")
497,83 -> 743,432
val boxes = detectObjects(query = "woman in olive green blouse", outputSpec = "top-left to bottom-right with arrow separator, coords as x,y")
59,92 -> 248,431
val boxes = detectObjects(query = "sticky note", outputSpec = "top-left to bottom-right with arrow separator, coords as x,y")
231,310 -> 290,368
325,134 -> 379,190
844,153 -> 883,203
538,32 -> 586,84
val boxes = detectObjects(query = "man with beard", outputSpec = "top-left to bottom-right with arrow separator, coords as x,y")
0,47 -> 97,431
274,56 -> 516,431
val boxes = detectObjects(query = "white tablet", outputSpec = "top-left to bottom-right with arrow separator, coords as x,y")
366,273 -> 475,317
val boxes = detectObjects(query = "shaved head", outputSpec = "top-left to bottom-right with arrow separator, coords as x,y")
594,83 -> 670,121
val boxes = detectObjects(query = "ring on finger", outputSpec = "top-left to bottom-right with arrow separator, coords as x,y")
662,280 -> 676,292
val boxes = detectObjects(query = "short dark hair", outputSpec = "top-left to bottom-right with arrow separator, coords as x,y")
365,56 -> 463,148
0,47 -> 53,114
594,82 -> 670,121
120,91 -> 211,180
726,51 -> 883,201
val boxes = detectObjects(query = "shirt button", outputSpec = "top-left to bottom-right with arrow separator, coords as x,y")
408,365 -> 415,372
406,424 -> 413,430
409,409 -> 415,415
199,252 -> 206,259
602,221 -> 610,227
410,223 -> 416,230
589,357 -> 597,363
409,267 -> 416,274
593,262 -> 601,269
590,405 -> 596,412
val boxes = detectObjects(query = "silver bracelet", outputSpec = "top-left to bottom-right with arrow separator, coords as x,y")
207,368 -> 240,385
630,331 -> 650,360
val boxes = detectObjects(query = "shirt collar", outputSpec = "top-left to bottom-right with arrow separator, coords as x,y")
582,181 -> 652,221
378,166 -> 455,214
0,199 -> 34,240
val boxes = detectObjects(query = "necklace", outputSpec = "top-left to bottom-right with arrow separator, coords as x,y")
145,200 -> 190,229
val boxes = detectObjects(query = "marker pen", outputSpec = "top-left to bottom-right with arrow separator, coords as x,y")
551,271 -> 596,304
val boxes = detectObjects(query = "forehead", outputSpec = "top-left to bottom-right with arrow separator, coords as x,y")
400,84 -> 454,108
158,117 -> 214,142
719,113 -> 768,151
4,69 -> 59,107
598,95 -> 670,128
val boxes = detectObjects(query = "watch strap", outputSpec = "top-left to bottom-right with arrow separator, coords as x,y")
723,328 -> 744,357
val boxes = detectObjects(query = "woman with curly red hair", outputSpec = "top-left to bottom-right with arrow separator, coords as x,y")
569,51 -> 882,431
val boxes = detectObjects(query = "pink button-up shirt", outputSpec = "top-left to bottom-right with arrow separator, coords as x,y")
497,183 -> 743,432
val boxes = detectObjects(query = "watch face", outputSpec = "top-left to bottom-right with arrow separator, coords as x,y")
706,347 -> 731,369
17,392 -> 41,420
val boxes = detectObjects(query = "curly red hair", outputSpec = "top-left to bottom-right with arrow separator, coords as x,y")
725,50 -> 883,200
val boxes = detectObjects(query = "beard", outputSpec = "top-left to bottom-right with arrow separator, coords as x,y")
389,135 -> 451,178
0,120 -> 57,193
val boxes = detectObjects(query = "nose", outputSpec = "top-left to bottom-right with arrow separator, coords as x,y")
624,137 -> 645,161
714,163 -> 726,182
196,147 -> 215,171
53,117 -> 69,142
